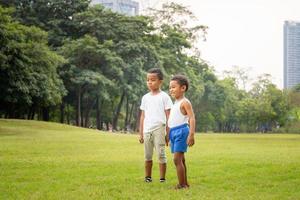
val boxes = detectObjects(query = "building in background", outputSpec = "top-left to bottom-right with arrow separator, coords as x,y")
91,0 -> 139,16
284,21 -> 300,89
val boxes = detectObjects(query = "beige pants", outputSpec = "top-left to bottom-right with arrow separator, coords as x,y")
144,126 -> 167,163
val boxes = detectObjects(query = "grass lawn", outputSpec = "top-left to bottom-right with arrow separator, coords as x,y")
1,119 -> 300,200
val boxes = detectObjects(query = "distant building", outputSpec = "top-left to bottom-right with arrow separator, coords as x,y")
284,21 -> 300,89
91,0 -> 139,16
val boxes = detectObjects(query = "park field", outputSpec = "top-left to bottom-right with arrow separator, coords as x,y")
0,119 -> 300,200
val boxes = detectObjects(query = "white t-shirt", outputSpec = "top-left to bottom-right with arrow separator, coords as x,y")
140,91 -> 173,133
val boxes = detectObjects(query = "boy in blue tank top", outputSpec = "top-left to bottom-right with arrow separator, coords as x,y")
168,74 -> 196,189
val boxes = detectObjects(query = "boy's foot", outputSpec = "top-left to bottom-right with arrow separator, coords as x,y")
145,176 -> 152,183
159,178 -> 166,183
174,184 -> 188,190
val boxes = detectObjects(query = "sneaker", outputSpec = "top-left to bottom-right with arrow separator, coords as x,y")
159,178 -> 166,183
145,176 -> 152,183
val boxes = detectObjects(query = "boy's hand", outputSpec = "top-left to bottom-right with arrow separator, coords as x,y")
187,135 -> 195,147
165,135 -> 169,146
139,134 -> 144,144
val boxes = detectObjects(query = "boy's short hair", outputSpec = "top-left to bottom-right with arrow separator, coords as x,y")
171,74 -> 189,92
147,68 -> 164,80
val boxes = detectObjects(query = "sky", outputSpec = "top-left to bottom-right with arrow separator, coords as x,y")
149,0 -> 300,88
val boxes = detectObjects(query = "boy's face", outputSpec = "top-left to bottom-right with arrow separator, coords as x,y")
147,73 -> 162,92
169,80 -> 186,99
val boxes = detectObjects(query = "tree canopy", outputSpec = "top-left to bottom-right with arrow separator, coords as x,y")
1,2 -> 299,133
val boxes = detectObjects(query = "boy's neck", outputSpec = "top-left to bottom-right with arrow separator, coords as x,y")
150,88 -> 161,95
175,94 -> 185,101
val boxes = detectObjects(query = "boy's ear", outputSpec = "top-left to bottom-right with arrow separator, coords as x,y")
181,85 -> 187,91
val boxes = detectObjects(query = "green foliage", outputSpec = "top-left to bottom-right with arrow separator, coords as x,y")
0,0 -> 91,47
1,2 -> 299,132
0,6 -> 65,118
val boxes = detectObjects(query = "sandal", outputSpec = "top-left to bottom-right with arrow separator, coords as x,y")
160,178 -> 166,183
145,176 -> 152,183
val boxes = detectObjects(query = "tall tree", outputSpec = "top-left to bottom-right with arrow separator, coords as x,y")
0,6 -> 65,119
60,35 -> 123,127
0,0 -> 90,47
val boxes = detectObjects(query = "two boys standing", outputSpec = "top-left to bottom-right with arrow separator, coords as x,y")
139,68 -> 196,189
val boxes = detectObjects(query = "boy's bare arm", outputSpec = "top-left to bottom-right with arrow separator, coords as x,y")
139,111 -> 145,144
165,109 -> 171,146
182,101 -> 195,146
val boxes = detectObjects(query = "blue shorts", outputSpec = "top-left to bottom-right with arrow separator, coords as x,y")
169,124 -> 189,153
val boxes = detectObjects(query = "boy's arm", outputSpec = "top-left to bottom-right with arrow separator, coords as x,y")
182,101 -> 195,146
165,109 -> 171,146
139,110 -> 145,144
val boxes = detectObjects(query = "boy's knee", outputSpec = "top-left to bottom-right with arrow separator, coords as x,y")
158,150 -> 167,163
173,154 -> 183,165
173,157 -> 180,165
145,150 -> 153,161
158,144 -> 166,163
159,155 -> 167,163
145,154 -> 152,161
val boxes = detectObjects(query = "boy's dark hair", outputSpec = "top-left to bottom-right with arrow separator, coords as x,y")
171,74 -> 189,92
147,68 -> 164,80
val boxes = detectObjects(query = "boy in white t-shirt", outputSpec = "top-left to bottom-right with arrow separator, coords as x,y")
139,68 -> 173,183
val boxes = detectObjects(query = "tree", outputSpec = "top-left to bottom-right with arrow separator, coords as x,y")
73,5 -> 160,130
60,35 -> 123,127
0,6 -> 65,119
223,65 -> 251,91
0,0 -> 90,47
248,74 -> 288,132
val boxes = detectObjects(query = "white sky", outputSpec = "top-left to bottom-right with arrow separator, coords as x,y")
152,0 -> 300,88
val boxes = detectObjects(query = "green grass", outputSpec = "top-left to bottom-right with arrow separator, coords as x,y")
1,119 -> 300,200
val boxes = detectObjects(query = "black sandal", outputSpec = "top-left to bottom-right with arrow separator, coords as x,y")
159,178 -> 166,183
145,176 -> 152,182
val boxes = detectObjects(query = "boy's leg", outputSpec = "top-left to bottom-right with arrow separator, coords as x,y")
159,162 -> 166,180
144,132 -> 154,180
172,125 -> 189,187
153,127 -> 167,180
145,160 -> 153,178
173,152 -> 186,186
182,154 -> 189,186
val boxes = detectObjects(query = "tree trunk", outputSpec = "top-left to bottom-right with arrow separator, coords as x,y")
135,108 -> 141,132
76,88 -> 81,126
66,104 -> 70,124
100,118 -> 103,130
7,104 -> 15,118
27,105 -> 33,120
37,107 -> 41,120
124,96 -> 129,131
5,111 -> 9,118
128,102 -> 135,128
27,108 -> 31,120
96,96 -> 103,130
106,122 -> 109,131
218,122 -> 222,133
30,105 -> 35,120
42,107 -> 49,121
60,102 -> 65,123
112,91 -> 125,130
84,98 -> 96,128
81,102 -> 84,127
